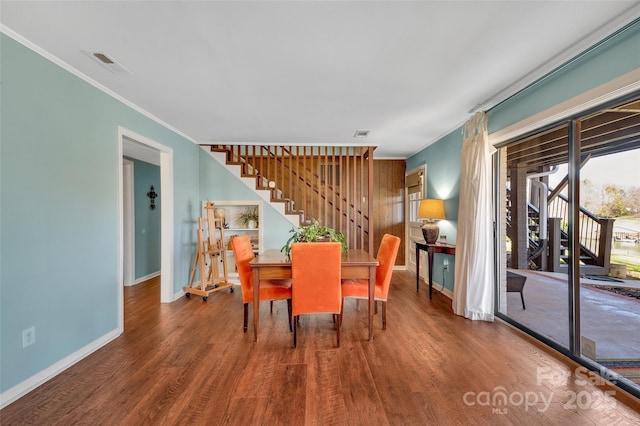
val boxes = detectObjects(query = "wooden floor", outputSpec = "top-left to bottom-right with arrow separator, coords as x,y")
2,272 -> 639,425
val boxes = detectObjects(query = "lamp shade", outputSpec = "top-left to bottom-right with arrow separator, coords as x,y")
417,199 -> 446,220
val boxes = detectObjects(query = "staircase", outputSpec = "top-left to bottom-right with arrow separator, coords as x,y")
202,146 -> 300,226
201,144 -> 375,253
507,189 -> 614,275
546,193 -> 614,274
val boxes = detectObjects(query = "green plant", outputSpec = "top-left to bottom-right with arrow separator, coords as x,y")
281,218 -> 347,256
237,206 -> 259,227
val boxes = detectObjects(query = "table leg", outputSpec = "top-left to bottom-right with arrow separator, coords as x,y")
416,244 -> 420,291
368,264 -> 375,341
428,247 -> 435,300
252,268 -> 260,342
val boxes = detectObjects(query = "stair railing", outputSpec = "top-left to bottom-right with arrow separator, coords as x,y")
507,186 -> 614,271
205,144 -> 374,253
547,193 -> 615,266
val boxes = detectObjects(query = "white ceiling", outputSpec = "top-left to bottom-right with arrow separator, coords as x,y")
2,1 -> 639,158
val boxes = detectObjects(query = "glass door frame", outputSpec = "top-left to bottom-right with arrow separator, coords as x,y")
492,90 -> 640,400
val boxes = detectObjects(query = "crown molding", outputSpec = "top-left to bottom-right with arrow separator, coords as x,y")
1,25 -> 197,144
490,68 -> 640,146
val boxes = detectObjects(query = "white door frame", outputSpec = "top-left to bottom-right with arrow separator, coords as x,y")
118,127 -> 174,332
122,159 -> 135,286
405,164 -> 427,278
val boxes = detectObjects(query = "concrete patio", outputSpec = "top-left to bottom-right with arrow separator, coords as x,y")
503,270 -> 640,360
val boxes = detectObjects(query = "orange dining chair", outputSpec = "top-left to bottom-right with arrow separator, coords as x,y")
231,235 -> 292,333
341,234 -> 400,330
290,242 -> 342,348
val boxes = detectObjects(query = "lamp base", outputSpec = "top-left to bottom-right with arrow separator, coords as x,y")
421,221 -> 440,244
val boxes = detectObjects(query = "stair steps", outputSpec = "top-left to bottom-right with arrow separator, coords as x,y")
202,148 -> 300,227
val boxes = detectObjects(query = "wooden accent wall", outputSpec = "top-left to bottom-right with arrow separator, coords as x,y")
372,160 -> 406,265
263,155 -> 405,263
246,147 -> 373,252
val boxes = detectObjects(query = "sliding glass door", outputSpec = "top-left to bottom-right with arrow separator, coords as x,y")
496,122 -> 571,351
495,94 -> 640,398
577,100 -> 640,393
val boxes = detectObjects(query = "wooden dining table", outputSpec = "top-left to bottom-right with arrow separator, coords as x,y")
249,248 -> 378,343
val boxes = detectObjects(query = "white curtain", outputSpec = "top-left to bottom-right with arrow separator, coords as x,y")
452,111 -> 495,321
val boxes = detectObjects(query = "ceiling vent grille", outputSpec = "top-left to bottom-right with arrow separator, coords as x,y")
85,51 -> 131,74
354,130 -> 370,138
93,52 -> 115,64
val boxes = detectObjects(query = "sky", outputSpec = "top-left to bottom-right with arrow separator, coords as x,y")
548,148 -> 640,189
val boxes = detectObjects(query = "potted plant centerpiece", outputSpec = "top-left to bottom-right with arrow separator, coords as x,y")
281,218 -> 347,257
237,206 -> 259,229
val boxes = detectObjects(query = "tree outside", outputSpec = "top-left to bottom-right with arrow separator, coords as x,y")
551,149 -> 640,279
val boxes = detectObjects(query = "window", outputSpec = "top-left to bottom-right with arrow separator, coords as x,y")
406,168 -> 425,223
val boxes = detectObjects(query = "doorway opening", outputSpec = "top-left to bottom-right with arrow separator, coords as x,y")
118,127 -> 174,332
405,165 -> 426,279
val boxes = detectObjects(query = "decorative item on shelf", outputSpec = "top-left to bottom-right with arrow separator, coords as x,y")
250,236 -> 259,250
439,235 -> 447,244
237,206 -> 259,229
214,208 -> 226,228
417,199 -> 446,244
147,186 -> 158,210
281,218 -> 347,257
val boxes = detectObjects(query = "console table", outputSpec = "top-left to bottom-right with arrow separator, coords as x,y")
415,241 -> 456,299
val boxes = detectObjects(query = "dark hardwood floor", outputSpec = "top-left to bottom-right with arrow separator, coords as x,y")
2,272 -> 639,425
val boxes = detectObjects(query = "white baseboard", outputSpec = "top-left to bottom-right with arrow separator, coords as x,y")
0,328 -> 121,409
411,266 -> 453,300
421,280 -> 453,300
133,271 -> 160,286
172,288 -> 186,301
437,284 -> 454,299
124,271 -> 160,287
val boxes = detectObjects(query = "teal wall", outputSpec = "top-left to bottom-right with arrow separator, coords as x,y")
407,18 -> 640,292
132,159 -> 161,279
406,129 -> 462,291
0,32 -> 297,396
0,33 -> 202,393
198,151 -> 295,252
489,19 -> 640,134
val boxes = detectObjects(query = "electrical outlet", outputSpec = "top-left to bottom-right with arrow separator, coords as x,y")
22,327 -> 35,348
443,258 -> 449,270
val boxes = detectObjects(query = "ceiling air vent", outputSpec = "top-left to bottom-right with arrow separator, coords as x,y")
85,51 -> 132,74
354,130 -> 370,138
93,52 -> 115,64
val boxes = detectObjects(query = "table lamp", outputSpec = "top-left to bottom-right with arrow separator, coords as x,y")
417,199 -> 446,244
